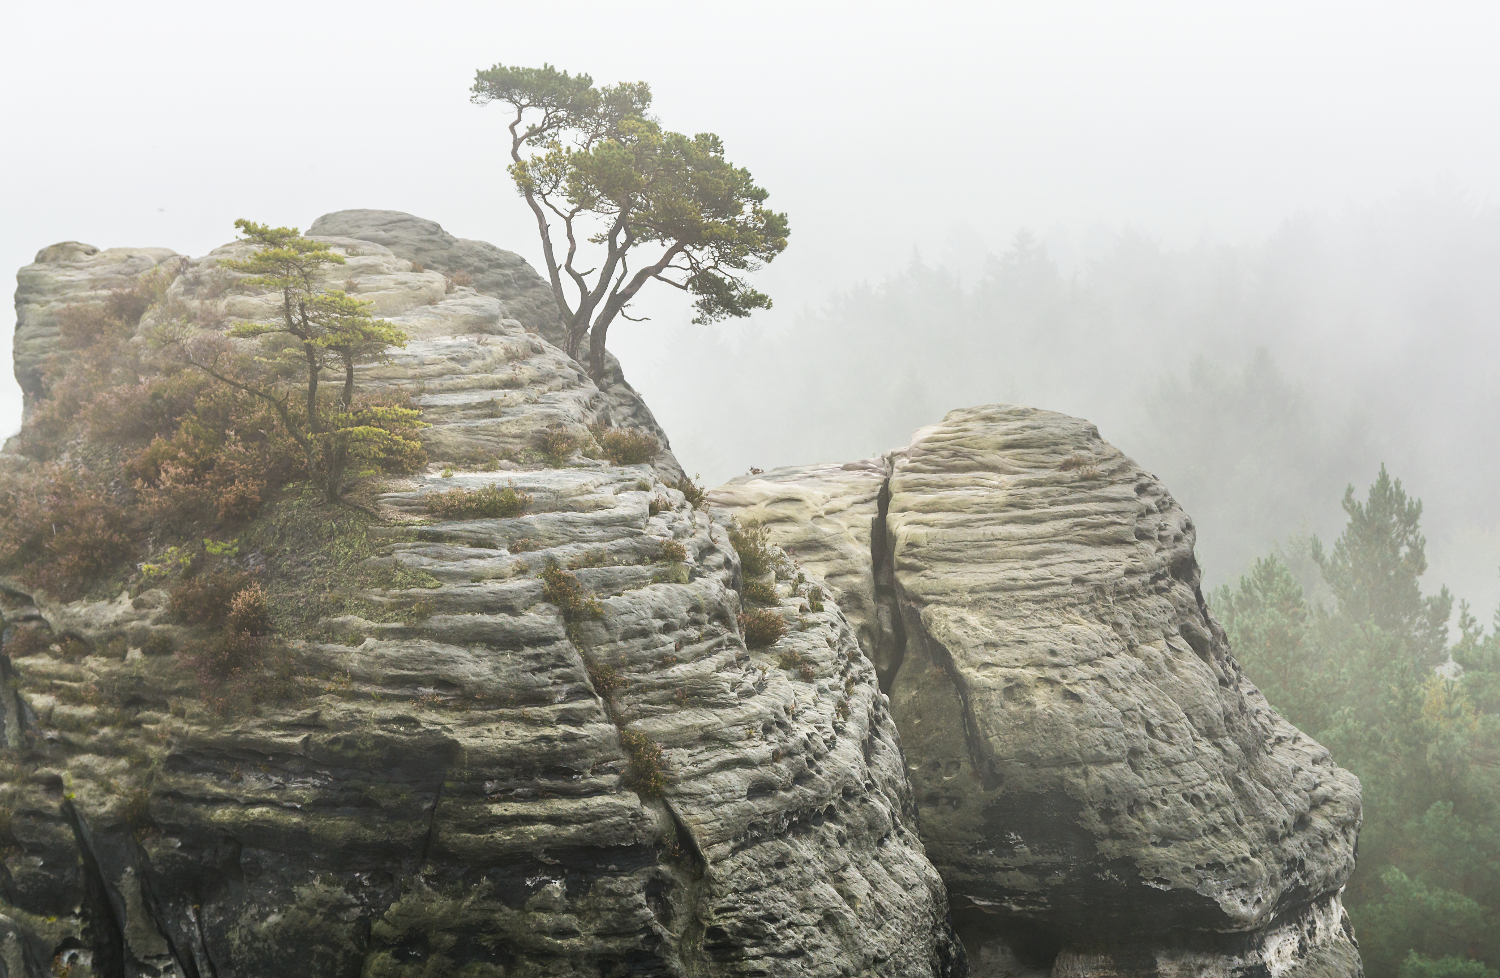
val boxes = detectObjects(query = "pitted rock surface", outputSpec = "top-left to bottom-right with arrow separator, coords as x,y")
0,223 -> 962,977
711,405 -> 1363,978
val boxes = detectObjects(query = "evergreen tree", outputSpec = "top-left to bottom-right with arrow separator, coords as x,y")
163,221 -> 424,502
1219,469 -> 1499,978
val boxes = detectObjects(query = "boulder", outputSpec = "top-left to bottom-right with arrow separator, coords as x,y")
711,405 -> 1364,978
0,225 -> 963,977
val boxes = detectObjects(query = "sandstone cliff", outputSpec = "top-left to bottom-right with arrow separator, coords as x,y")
0,215 -> 961,977
1,211 -> 1362,978
710,406 -> 1363,978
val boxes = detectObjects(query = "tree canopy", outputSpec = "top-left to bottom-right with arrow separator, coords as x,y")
471,63 -> 789,383
1218,470 -> 1499,978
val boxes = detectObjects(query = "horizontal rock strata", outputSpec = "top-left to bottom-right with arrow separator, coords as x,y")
0,218 -> 963,977
711,405 -> 1364,978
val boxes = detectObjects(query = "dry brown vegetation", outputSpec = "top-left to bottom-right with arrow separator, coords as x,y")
424,483 -> 530,520
740,608 -> 786,649
592,425 -> 659,465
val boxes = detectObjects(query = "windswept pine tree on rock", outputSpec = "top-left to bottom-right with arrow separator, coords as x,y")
471,63 -> 789,383
159,220 -> 425,502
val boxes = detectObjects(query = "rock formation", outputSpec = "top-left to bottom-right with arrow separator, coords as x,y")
0,216 -> 961,977
709,406 -> 1363,977
2,210 -> 1363,978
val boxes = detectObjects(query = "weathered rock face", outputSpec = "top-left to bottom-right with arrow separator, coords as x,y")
710,406 -> 1364,978
305,209 -> 673,459
12,242 -> 179,415
0,217 -> 963,977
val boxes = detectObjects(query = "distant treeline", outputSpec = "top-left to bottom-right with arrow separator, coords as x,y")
638,185 -> 1500,621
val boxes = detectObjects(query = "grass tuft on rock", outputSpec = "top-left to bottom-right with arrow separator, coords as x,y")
424,483 -> 531,519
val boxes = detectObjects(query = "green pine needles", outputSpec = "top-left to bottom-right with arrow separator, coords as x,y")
160,221 -> 425,502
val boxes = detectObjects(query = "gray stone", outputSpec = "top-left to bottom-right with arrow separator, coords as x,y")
711,405 -> 1364,978
0,229 -> 963,977
12,242 -> 177,413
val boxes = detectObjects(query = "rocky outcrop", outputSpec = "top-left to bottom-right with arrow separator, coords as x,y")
710,406 -> 1364,978
12,242 -> 178,415
306,209 -> 675,466
0,219 -> 963,976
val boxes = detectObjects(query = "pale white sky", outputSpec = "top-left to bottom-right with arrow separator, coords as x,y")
4,0 -> 1499,435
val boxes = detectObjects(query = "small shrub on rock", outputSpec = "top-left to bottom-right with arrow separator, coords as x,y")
425,483 -> 530,519
535,428 -> 580,466
672,475 -> 706,509
742,577 -> 779,605
169,571 -> 252,628
588,662 -> 623,700
595,427 -> 659,465
4,625 -> 53,658
657,539 -> 687,564
0,466 -> 133,600
180,630 -> 290,715
541,561 -> 602,621
619,729 -> 667,798
729,519 -> 774,578
740,608 -> 786,649
226,584 -> 271,636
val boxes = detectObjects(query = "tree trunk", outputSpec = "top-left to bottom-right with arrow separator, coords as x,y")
587,320 -> 610,386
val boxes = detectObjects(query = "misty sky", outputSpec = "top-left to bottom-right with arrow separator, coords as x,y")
4,1 -> 1499,612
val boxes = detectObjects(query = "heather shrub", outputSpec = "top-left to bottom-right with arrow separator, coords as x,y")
619,729 -> 667,797
169,571 -> 253,628
729,519 -> 774,578
673,474 -> 706,509
85,371 -> 211,445
425,483 -> 530,519
13,269 -> 174,461
742,577 -> 779,605
4,625 -> 54,658
740,608 -> 786,649
179,629 -> 290,715
588,662 -> 623,700
541,561 -> 602,621
535,428 -> 580,466
0,466 -> 133,600
657,539 -> 687,563
126,384 -> 304,528
226,584 -> 271,636
594,426 -> 659,465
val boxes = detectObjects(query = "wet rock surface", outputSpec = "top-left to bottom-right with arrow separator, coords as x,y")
0,216 -> 962,977
711,405 -> 1364,978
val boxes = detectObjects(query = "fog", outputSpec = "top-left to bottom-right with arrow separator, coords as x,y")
4,1 -> 1499,615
